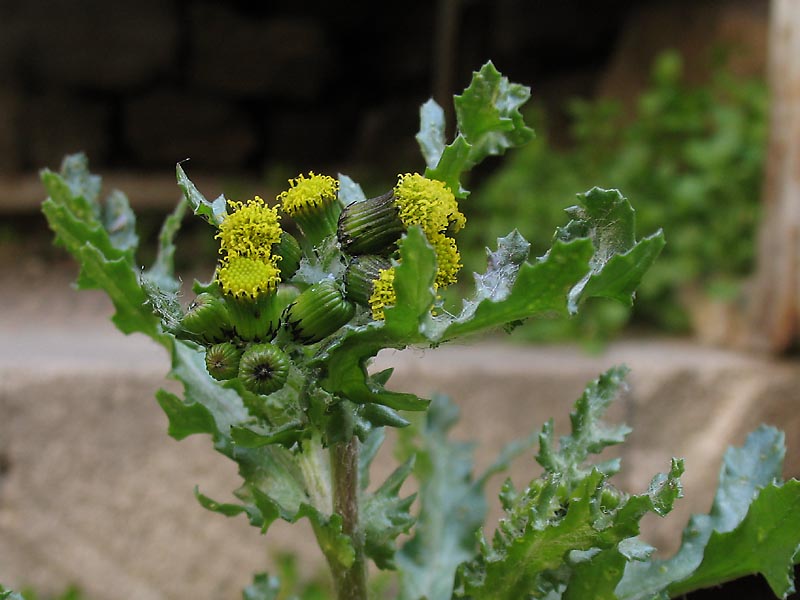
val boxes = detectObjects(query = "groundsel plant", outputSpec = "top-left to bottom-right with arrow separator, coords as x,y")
16,63 -> 800,600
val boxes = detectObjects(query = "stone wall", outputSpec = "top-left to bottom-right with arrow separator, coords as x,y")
3,0 -> 753,180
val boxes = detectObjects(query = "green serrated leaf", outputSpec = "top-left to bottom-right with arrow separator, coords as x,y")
231,447 -> 310,525
536,366 -> 632,483
42,195 -> 129,264
472,229 -> 531,301
454,61 -> 534,168
460,461 -> 683,599
300,504 -> 356,569
457,371 -> 683,599
425,135 -> 472,199
557,188 -> 665,313
430,237 -> 594,341
230,421 -> 310,449
361,457 -> 417,570
571,231 -> 666,311
156,388 -> 217,440
360,403 -> 410,429
242,572 -> 281,600
75,244 -> 161,339
358,428 -> 386,492
617,426 -> 789,599
397,395 -> 487,600
58,153 -> 102,205
564,547 -> 628,600
559,188 -> 637,256
102,189 -> 139,255
195,487 -> 267,528
669,480 -> 800,598
417,98 -> 447,169
316,227 -> 435,410
176,162 -> 227,226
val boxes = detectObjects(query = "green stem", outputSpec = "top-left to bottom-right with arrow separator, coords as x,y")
329,436 -> 368,600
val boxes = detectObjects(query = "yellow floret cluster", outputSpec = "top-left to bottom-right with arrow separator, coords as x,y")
217,256 -> 281,299
393,173 -> 466,238
216,197 -> 283,298
277,172 -> 339,217
368,267 -> 397,321
368,175 -> 466,319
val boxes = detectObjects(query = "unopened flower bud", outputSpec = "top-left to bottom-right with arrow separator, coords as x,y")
283,279 -> 355,344
273,231 -> 302,280
180,292 -> 232,344
238,343 -> 290,395
225,293 -> 283,342
204,342 -> 242,381
337,191 -> 405,255
344,255 -> 392,307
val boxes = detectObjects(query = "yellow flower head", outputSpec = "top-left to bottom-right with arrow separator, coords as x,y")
393,173 -> 466,237
429,232 -> 462,288
216,197 -> 282,260
278,172 -> 339,218
217,255 -> 281,299
368,267 -> 397,321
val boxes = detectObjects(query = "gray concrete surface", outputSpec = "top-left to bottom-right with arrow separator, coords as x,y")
1,269 -> 799,599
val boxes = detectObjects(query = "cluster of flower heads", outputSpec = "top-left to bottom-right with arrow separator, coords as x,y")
338,172 -> 466,319
179,171 -> 467,397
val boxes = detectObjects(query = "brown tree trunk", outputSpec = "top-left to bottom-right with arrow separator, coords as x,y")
747,0 -> 800,353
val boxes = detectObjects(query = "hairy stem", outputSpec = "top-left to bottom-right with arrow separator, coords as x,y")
329,436 -> 368,600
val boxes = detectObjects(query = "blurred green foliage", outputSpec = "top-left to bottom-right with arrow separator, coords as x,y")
461,50 -> 768,342
19,586 -> 83,600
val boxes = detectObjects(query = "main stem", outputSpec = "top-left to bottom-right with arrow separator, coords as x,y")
329,436 -> 368,600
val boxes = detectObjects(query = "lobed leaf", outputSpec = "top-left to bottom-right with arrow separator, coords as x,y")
430,237 -> 595,341
75,244 -> 161,339
425,135 -> 472,198
670,481 -> 800,598
557,188 -> 666,313
102,189 -> 139,255
396,395 -> 489,600
456,368 -> 683,599
536,366 -> 632,483
454,61 -> 535,168
176,162 -> 227,227
41,156 -> 163,339
617,426 -> 796,599
361,457 -> 417,570
421,62 -> 534,199
416,98 -> 447,169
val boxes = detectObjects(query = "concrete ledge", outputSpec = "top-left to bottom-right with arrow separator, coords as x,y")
0,172 -> 271,214
2,292 -> 799,598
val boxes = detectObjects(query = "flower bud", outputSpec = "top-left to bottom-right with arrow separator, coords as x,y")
337,191 -> 404,255
344,255 -> 392,307
275,284 -> 301,312
238,343 -> 290,395
204,342 -> 242,381
180,292 -> 232,344
283,279 -> 355,344
225,293 -> 283,342
273,231 -> 302,280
